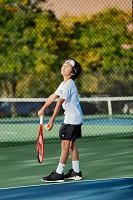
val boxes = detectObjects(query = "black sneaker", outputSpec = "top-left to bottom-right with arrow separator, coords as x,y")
64,169 -> 82,180
41,171 -> 64,183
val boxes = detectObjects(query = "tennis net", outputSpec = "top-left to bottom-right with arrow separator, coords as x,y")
0,96 -> 133,147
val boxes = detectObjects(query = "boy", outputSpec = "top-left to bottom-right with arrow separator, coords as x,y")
38,58 -> 83,182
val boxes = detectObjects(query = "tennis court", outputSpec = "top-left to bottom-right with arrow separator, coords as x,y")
0,177 -> 133,200
0,116 -> 133,199
0,0 -> 132,198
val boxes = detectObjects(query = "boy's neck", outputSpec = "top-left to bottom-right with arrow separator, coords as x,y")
63,76 -> 71,83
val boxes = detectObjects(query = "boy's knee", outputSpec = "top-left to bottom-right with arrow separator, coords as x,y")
62,140 -> 70,150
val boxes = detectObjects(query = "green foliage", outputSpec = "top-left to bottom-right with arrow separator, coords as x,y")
0,0 -> 58,97
0,2 -> 132,97
65,8 -> 132,96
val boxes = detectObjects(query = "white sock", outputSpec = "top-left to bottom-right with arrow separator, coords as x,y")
72,160 -> 80,173
56,163 -> 65,174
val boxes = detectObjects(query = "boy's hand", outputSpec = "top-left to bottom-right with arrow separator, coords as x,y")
38,108 -> 45,116
46,118 -> 54,131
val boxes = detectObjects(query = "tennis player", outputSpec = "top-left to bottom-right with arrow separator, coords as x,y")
38,58 -> 83,182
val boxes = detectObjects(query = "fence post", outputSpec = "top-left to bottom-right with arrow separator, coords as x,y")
107,98 -> 112,118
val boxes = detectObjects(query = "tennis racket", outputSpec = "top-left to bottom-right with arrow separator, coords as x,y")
36,116 -> 44,163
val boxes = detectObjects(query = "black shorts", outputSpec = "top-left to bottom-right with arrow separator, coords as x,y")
59,123 -> 82,141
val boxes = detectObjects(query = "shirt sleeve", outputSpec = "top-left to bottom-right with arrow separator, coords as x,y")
55,83 -> 71,101
60,86 -> 70,101
54,83 -> 63,96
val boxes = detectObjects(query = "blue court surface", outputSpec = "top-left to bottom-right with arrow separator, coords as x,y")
0,178 -> 133,200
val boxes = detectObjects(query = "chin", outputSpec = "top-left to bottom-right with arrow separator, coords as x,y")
61,70 -> 64,75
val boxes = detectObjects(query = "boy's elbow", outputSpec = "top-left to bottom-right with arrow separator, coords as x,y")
50,93 -> 59,101
59,98 -> 65,104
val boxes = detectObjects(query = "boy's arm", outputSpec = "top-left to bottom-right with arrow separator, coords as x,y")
38,93 -> 59,116
47,98 -> 65,130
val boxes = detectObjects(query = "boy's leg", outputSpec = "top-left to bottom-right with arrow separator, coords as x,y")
56,140 -> 70,174
64,142 -> 82,180
60,140 -> 70,163
41,140 -> 70,182
70,141 -> 79,160
69,142 -> 80,173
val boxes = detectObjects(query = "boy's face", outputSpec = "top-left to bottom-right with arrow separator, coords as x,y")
61,61 -> 74,77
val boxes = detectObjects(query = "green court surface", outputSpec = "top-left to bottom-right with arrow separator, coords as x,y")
0,138 -> 133,188
0,116 -> 133,189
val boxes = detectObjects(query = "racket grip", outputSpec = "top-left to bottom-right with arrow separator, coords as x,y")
40,116 -> 43,124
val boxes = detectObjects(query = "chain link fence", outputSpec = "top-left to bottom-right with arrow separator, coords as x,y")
0,0 -> 133,147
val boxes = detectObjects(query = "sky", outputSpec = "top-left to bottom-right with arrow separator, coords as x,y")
41,0 -> 132,19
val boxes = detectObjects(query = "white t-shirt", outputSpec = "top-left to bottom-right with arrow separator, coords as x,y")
55,79 -> 83,124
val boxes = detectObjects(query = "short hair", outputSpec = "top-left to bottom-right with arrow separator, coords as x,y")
64,58 -> 82,80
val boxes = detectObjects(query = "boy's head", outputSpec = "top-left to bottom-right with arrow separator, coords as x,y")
64,58 -> 82,80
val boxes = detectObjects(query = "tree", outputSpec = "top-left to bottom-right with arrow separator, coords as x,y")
0,0 -> 59,97
0,4 -> 132,98
64,8 -> 133,96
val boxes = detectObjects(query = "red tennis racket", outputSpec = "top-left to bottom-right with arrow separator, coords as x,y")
36,116 -> 44,163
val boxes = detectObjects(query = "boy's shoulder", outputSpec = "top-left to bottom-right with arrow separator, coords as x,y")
66,79 -> 75,85
58,79 -> 76,91
64,79 -> 76,88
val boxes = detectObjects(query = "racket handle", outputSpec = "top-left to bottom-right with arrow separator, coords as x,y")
40,116 -> 43,124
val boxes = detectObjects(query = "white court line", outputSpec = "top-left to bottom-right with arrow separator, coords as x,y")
0,131 -> 17,135
0,176 -> 133,191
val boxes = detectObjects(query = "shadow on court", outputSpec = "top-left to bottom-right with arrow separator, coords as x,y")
0,178 -> 133,200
